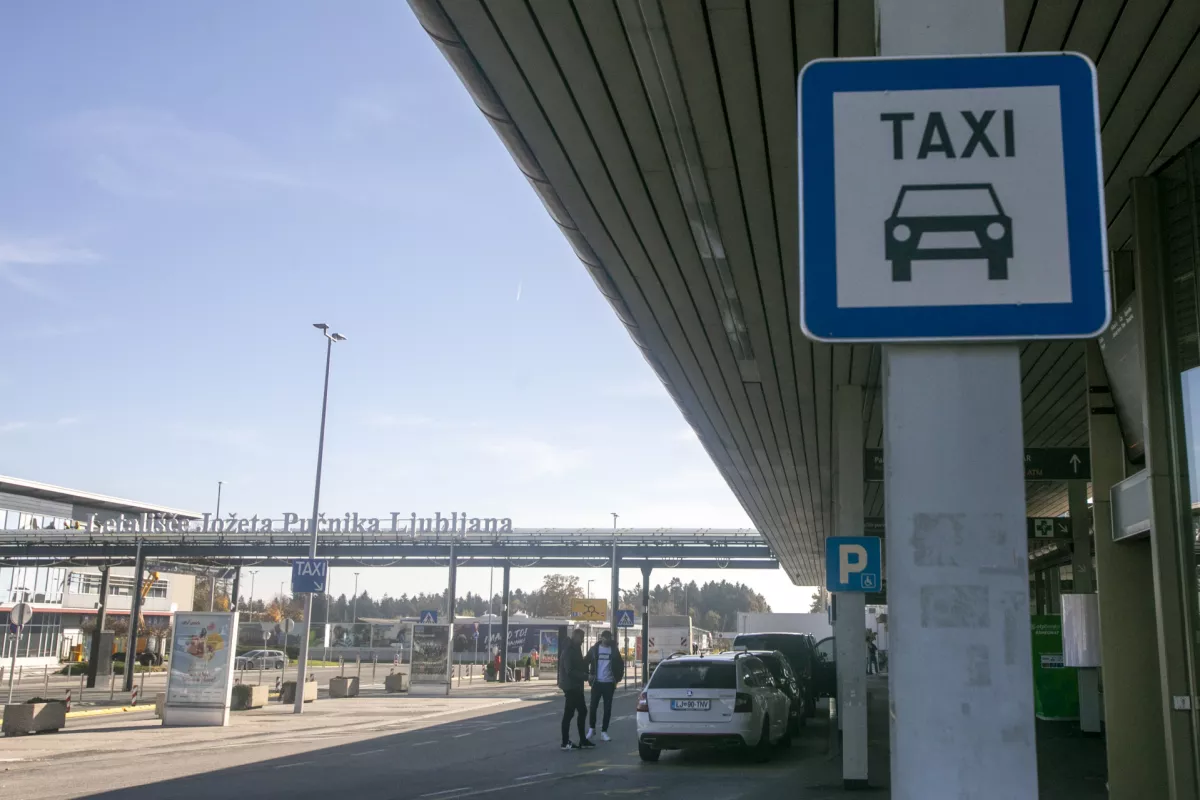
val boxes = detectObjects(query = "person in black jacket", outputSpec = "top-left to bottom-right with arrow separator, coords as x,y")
557,628 -> 594,750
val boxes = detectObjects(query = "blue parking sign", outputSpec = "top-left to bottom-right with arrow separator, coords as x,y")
825,537 -> 882,593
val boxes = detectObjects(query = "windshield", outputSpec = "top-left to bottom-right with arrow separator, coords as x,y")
894,185 -> 1000,217
649,662 -> 736,690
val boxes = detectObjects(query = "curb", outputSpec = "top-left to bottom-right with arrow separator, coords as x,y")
65,705 -> 155,720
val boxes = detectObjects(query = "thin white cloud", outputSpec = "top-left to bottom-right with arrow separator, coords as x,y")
54,109 -> 307,199
365,412 -> 435,428
673,426 -> 698,443
168,423 -> 265,454
334,92 -> 400,139
55,417 -> 81,427
476,435 -> 587,479
0,235 -> 100,297
600,379 -> 669,400
0,422 -> 29,434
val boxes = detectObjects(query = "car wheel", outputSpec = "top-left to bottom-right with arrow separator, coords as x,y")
276,660 -> 285,670
988,256 -> 1008,280
891,258 -> 912,282
752,718 -> 773,763
638,743 -> 661,763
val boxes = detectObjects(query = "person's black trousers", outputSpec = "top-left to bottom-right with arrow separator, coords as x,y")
561,689 -> 587,745
588,682 -> 616,731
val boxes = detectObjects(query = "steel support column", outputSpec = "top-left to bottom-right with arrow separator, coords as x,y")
1068,480 -> 1101,735
85,566 -> 110,689
1086,339 -> 1169,796
641,565 -> 651,687
124,541 -> 145,693
1132,176 -> 1200,797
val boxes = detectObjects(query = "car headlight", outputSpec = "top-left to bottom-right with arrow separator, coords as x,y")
986,222 -> 1006,240
891,223 -> 911,242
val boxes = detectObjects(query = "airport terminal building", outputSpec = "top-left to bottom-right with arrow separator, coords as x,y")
0,476 -> 201,669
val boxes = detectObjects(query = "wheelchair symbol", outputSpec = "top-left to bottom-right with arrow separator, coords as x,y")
861,574 -> 878,590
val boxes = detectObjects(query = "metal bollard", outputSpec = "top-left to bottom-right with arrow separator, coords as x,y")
79,668 -> 85,704
44,665 -> 50,694
109,668 -> 116,700
356,655 -> 361,682
65,688 -> 72,713
131,684 -> 139,706
259,664 -> 264,686
139,668 -> 146,702
372,655 -> 377,684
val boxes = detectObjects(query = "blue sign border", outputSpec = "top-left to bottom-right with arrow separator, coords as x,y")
799,53 -> 1110,342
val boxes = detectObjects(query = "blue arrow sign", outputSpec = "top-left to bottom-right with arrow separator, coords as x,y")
290,558 -> 328,594
799,53 -> 1109,343
419,610 -> 439,624
616,609 -> 636,628
825,537 -> 883,593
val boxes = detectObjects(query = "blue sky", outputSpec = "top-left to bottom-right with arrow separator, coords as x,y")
0,3 -> 814,613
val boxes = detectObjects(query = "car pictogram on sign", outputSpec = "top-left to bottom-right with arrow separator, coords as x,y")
885,183 -> 1013,282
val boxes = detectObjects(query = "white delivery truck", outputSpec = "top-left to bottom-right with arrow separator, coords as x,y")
641,615 -> 693,669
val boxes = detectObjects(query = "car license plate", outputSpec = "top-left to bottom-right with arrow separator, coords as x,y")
670,699 -> 711,711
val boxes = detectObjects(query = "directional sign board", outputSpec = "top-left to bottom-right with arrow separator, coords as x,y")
864,516 -> 1071,541
799,53 -> 1109,342
826,537 -> 883,593
290,558 -> 328,594
419,610 -> 438,624
865,447 -> 1090,481
570,599 -> 608,622
616,609 -> 636,628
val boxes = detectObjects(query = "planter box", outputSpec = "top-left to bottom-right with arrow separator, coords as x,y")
3,702 -> 67,736
154,693 -> 166,719
384,672 -> 410,693
231,684 -> 269,710
329,676 -> 359,698
280,681 -> 317,704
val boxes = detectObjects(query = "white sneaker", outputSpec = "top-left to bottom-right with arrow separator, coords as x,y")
600,731 -> 612,742
586,727 -> 595,740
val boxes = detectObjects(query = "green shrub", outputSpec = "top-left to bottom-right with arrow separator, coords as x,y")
25,697 -> 66,705
231,684 -> 253,708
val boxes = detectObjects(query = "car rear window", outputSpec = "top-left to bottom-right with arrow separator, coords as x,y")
649,662 -> 736,690
757,655 -> 785,681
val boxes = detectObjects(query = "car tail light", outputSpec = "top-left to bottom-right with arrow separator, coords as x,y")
636,692 -> 649,712
734,692 -> 753,713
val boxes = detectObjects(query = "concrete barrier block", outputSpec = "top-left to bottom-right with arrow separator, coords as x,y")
3,702 -> 66,736
384,672 -> 410,693
329,676 -> 360,698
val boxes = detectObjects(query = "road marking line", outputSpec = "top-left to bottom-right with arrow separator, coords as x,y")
513,772 -> 553,781
351,748 -> 387,756
453,732 -> 472,738
413,740 -> 437,746
273,761 -> 312,769
419,789 -> 471,798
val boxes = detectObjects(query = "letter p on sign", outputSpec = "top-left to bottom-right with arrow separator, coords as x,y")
825,536 -> 882,593
840,544 -> 868,584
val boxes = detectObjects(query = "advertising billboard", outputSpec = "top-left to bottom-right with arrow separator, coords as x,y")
570,599 -> 608,622
163,611 -> 240,725
411,624 -> 450,685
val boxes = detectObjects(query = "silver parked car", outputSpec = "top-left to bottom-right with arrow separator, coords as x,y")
235,649 -> 287,670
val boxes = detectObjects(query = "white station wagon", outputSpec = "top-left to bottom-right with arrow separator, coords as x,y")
636,652 -> 792,763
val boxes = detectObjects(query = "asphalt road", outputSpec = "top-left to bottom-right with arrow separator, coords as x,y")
58,690 -> 849,800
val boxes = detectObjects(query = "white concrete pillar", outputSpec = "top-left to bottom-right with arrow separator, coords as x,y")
833,384 -> 868,789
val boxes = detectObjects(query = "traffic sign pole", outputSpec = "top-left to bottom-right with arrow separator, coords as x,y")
877,2 -> 1038,797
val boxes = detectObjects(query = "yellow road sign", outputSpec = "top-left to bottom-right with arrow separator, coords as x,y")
570,598 -> 608,621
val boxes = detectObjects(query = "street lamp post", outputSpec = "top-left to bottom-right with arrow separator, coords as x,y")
210,481 -> 223,611
352,572 -> 360,623
294,322 -> 346,714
